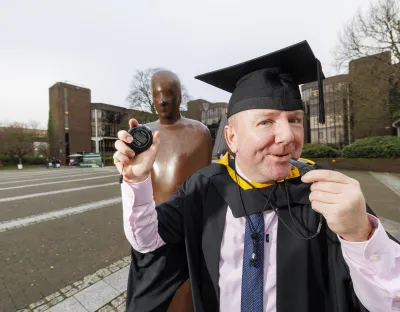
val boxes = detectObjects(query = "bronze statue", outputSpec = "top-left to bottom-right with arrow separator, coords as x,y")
145,70 -> 212,311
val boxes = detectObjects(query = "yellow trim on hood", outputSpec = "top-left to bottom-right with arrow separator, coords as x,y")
216,152 -> 314,190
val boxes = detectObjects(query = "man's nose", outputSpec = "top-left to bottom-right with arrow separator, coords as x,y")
273,120 -> 294,144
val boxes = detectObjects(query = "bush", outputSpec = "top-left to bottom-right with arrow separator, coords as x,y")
0,155 -> 17,166
0,155 -> 46,166
23,156 -> 47,165
105,156 -> 114,166
301,144 -> 340,158
341,136 -> 400,158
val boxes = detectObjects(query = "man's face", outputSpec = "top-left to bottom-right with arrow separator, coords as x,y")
225,109 -> 304,183
151,74 -> 181,119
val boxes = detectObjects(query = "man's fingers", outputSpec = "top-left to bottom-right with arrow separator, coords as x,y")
309,200 -> 335,215
117,130 -> 133,143
310,181 -> 347,194
114,140 -> 136,158
129,118 -> 138,128
113,151 -> 131,166
309,190 -> 340,204
301,169 -> 355,184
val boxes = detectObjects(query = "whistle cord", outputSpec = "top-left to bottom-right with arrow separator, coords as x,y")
233,160 -> 323,243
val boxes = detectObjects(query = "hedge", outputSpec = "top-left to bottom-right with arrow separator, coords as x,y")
341,136 -> 400,159
300,136 -> 400,159
301,144 -> 340,158
0,155 -> 47,166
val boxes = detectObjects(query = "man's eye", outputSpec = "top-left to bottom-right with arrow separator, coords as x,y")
259,120 -> 273,126
289,118 -> 302,123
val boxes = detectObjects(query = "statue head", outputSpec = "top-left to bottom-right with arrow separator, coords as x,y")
151,70 -> 182,121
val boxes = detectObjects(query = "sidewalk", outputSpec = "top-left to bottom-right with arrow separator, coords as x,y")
18,256 -> 130,312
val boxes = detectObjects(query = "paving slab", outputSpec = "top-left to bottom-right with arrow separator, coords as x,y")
74,280 -> 120,312
46,297 -> 87,312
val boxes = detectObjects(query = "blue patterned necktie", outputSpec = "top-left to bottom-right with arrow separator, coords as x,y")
241,213 -> 264,312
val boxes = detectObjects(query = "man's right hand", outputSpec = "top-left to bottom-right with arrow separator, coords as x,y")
113,118 -> 160,183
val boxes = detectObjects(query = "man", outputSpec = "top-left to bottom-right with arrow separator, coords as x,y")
114,41 -> 400,312
124,69 -> 212,312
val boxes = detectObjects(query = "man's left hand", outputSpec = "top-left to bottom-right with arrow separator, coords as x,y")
301,169 -> 373,242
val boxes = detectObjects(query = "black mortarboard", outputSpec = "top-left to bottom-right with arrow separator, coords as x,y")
195,40 -> 326,124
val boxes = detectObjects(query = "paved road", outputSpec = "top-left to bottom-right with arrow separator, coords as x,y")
0,166 -> 399,312
0,167 -> 130,312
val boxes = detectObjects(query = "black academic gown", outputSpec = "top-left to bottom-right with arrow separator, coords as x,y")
125,160 -> 400,312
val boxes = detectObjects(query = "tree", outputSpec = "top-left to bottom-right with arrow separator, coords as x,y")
126,68 -> 192,116
0,121 -> 45,164
334,0 -> 400,70
333,0 -> 400,140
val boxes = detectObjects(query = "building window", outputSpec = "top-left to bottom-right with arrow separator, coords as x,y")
331,130 -> 335,138
309,104 -> 319,116
318,131 -> 323,139
91,110 -> 95,121
64,88 -> 68,113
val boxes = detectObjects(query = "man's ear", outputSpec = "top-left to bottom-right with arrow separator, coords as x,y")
224,124 -> 238,154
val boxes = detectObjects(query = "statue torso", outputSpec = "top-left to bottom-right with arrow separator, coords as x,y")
147,117 -> 212,204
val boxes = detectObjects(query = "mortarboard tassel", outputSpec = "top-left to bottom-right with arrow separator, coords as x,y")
316,59 -> 325,124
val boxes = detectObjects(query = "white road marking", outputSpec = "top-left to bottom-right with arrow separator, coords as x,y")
0,170 -> 90,180
0,174 -> 117,191
0,171 -> 104,185
0,166 -> 116,177
369,172 -> 400,197
0,182 -> 119,203
0,168 -> 115,180
0,197 -> 122,232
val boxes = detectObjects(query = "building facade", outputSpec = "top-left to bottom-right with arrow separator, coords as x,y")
186,99 -> 228,148
301,75 -> 349,147
49,82 -> 156,164
49,83 -> 225,163
48,82 -> 92,164
301,51 -> 397,146
90,103 -> 157,157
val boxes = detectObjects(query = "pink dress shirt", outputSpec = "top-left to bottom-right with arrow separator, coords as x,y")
121,170 -> 400,312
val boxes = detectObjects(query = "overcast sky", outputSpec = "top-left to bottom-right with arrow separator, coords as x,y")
0,0 -> 369,129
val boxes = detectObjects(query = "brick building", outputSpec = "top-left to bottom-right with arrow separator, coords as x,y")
48,83 -> 226,163
301,51 -> 397,146
185,99 -> 228,148
48,82 -> 156,164
48,82 -> 92,164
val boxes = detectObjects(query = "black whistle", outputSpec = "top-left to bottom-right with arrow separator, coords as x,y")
289,158 -> 316,176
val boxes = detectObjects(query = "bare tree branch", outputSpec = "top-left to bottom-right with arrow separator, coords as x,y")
334,0 -> 400,71
333,0 -> 400,119
126,68 -> 192,115
0,121 -> 45,163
